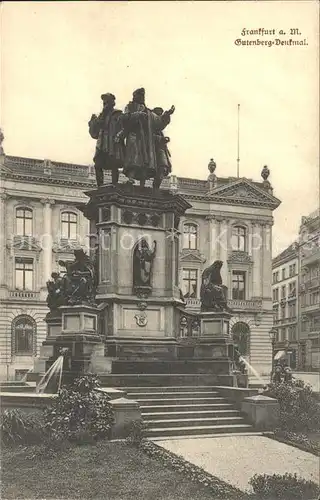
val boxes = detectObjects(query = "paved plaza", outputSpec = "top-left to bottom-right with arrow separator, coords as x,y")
155,435 -> 320,493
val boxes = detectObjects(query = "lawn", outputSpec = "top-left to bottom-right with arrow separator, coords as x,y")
1,441 -> 219,500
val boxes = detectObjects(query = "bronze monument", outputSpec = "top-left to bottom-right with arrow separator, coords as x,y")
200,260 -> 231,312
89,93 -> 124,186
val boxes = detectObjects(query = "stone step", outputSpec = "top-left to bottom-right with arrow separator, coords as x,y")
0,385 -> 34,393
140,403 -> 234,412
123,386 -> 217,393
145,423 -> 253,438
131,396 -> 226,406
127,390 -> 219,399
99,373 -> 234,387
145,416 -> 244,428
143,409 -> 240,420
150,431 -> 262,441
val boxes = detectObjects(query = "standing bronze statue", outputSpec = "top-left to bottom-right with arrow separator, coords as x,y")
89,93 -> 124,186
122,88 -> 175,188
133,239 -> 157,294
200,260 -> 231,312
152,107 -> 172,189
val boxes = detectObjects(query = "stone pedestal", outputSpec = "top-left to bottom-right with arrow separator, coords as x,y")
82,184 -> 191,360
241,395 -> 280,430
45,311 -> 62,338
108,397 -> 141,439
42,304 -> 106,377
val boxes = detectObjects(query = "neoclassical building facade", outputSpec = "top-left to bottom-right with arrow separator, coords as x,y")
0,152 -> 280,379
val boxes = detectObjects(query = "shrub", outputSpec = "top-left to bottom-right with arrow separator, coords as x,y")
43,374 -> 114,443
0,409 -> 45,447
249,472 -> 320,499
264,380 -> 320,432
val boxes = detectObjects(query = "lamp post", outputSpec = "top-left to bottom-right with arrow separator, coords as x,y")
269,328 -> 277,382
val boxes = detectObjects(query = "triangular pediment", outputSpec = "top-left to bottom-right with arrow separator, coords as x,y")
9,236 -> 42,252
208,179 -> 281,209
180,249 -> 206,263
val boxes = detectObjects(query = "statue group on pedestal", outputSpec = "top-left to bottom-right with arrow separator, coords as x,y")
46,249 -> 96,312
200,260 -> 231,312
89,88 -> 174,189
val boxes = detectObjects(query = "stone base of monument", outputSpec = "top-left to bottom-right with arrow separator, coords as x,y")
45,311 -> 63,337
40,304 -> 106,377
105,336 -> 178,360
102,310 -> 234,376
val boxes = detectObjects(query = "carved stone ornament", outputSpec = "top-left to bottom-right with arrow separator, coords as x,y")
137,301 -> 148,311
134,311 -> 148,327
10,236 -> 42,252
228,251 -> 252,265
100,208 -> 111,222
121,209 -> 161,228
52,240 -> 84,253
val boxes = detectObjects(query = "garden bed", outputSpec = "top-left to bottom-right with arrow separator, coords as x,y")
264,430 -> 320,457
1,440 -> 244,500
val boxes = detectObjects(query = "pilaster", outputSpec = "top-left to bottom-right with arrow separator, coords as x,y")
0,193 -> 8,287
40,198 -> 55,283
219,219 -> 229,284
252,222 -> 262,298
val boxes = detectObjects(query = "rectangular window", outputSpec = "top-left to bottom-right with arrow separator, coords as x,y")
182,269 -> 198,298
231,226 -> 246,252
292,263 -> 296,275
289,326 -> 297,341
289,281 -> 296,296
280,328 -> 286,341
311,266 -> 318,278
61,212 -> 77,240
281,285 -> 286,299
288,302 -> 296,318
15,258 -> 33,290
232,271 -> 246,300
183,224 -> 197,250
282,268 -> 286,280
16,208 -> 33,236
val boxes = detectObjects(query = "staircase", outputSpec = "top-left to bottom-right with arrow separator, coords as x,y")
124,385 -> 253,438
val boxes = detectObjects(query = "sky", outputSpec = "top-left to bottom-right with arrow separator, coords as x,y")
1,1 -> 319,256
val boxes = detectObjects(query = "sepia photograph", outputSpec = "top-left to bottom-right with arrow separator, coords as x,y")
0,1 -> 319,499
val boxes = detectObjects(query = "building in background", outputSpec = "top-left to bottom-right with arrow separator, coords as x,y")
298,209 -> 320,370
0,152 -> 281,379
271,243 -> 299,368
272,208 -> 320,370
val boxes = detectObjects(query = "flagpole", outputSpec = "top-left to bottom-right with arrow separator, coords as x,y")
237,104 -> 240,178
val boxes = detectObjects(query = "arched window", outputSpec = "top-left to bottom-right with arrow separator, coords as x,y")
232,321 -> 250,356
61,211 -> 77,239
183,223 -> 197,250
12,315 -> 36,355
231,225 -> 246,252
16,207 -> 33,236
